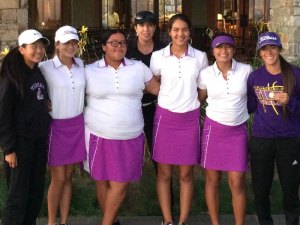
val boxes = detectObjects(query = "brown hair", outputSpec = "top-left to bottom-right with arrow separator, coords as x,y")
279,55 -> 296,117
167,13 -> 192,32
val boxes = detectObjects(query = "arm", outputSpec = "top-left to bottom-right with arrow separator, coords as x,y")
0,77 -> 18,167
285,93 -> 300,116
145,76 -> 160,96
198,88 -> 207,106
247,75 -> 257,114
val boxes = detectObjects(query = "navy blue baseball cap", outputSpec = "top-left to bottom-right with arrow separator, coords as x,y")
257,32 -> 282,50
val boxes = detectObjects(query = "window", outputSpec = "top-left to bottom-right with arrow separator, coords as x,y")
249,0 -> 270,21
131,0 -> 154,28
131,0 -> 154,14
36,0 -> 62,30
102,0 -> 121,29
159,0 -> 182,30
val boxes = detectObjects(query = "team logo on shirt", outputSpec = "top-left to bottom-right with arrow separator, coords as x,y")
253,81 -> 284,115
31,83 -> 45,100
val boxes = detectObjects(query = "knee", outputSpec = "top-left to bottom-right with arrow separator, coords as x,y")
205,174 -> 221,189
157,170 -> 172,183
179,171 -> 194,184
228,178 -> 246,194
51,175 -> 69,187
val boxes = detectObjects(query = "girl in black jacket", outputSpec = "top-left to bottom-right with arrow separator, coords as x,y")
0,29 -> 51,225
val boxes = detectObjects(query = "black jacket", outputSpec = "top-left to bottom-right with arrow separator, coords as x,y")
0,65 -> 51,155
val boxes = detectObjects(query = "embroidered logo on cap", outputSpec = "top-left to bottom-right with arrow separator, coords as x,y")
259,35 -> 277,43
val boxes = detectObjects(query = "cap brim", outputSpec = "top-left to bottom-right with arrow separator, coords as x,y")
58,35 -> 79,43
39,37 -> 50,45
135,19 -> 156,24
257,41 -> 282,50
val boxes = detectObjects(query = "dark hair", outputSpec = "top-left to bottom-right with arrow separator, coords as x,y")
279,55 -> 296,117
101,29 -> 127,56
101,29 -> 127,45
167,14 -> 192,32
135,11 -> 157,25
0,46 -> 27,96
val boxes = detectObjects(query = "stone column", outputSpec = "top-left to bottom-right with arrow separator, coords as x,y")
269,0 -> 300,61
0,0 -> 28,51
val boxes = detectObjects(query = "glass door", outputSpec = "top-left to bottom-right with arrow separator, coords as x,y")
36,0 -> 62,30
159,0 -> 182,30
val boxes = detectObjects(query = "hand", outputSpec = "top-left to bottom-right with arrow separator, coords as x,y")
5,152 -> 18,168
274,92 -> 289,106
47,99 -> 52,112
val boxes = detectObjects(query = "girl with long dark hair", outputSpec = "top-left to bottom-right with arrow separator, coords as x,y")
248,31 -> 300,225
0,29 -> 51,225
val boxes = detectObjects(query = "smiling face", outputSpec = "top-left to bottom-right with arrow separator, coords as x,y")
135,22 -> 156,42
19,39 -> 46,68
56,39 -> 79,59
213,43 -> 234,63
102,32 -> 127,65
168,18 -> 191,47
259,44 -> 281,66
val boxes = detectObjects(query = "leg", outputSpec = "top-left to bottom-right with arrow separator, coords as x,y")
100,181 -> 129,225
205,170 -> 222,225
275,138 -> 300,225
23,137 -> 48,225
59,164 -> 74,224
96,180 -> 109,212
1,137 -> 36,225
142,103 -> 157,172
47,165 -> 71,225
156,163 -> 173,224
249,137 -> 275,225
228,171 -> 246,225
178,165 -> 194,224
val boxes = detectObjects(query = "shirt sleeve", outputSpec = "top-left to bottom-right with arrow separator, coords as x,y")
198,69 -> 207,90
247,72 -> 258,114
150,51 -> 161,76
201,52 -> 209,69
0,77 -> 17,155
142,62 -> 153,84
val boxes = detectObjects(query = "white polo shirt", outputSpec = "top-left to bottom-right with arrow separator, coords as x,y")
199,59 -> 252,126
84,57 -> 153,140
39,56 -> 85,119
150,44 -> 208,113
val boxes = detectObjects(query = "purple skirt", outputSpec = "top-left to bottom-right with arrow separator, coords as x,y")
48,114 -> 86,166
87,132 -> 145,182
201,117 -> 248,172
152,106 -> 200,165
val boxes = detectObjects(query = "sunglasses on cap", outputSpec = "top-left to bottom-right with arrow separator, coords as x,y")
135,11 -> 156,24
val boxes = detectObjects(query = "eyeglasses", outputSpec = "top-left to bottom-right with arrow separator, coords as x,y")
106,40 -> 127,47
135,11 -> 156,23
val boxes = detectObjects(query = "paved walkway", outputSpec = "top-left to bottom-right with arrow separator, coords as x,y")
36,215 -> 287,225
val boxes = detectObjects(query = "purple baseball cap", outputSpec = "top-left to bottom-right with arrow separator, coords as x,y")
257,32 -> 282,50
211,35 -> 235,48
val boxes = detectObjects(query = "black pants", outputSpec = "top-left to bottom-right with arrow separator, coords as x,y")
249,137 -> 300,225
142,103 -> 156,152
1,136 -> 47,225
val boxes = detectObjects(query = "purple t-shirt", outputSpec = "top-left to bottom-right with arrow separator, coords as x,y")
247,65 -> 300,138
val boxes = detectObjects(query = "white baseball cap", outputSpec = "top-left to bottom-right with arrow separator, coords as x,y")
55,25 -> 79,43
18,29 -> 50,46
